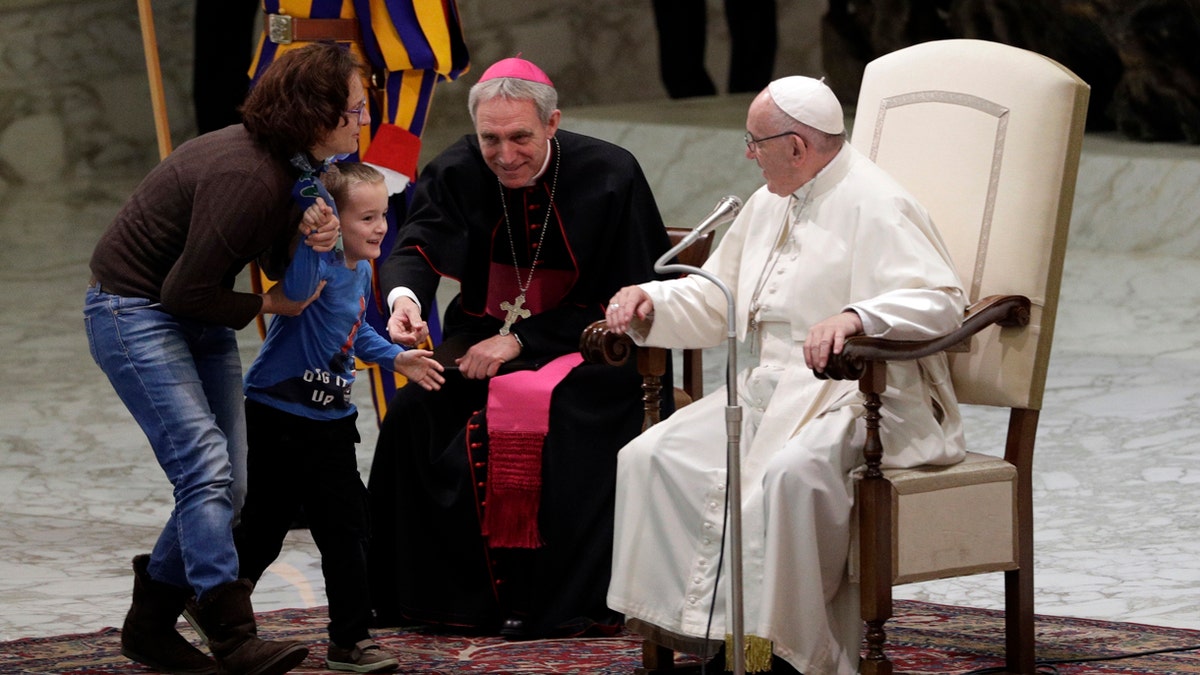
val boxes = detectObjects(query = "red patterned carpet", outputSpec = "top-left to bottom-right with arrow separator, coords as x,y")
3,600 -> 1200,674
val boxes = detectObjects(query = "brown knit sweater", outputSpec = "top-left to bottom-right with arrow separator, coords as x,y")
89,125 -> 301,329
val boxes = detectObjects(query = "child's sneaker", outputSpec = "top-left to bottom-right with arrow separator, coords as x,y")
326,639 -> 399,673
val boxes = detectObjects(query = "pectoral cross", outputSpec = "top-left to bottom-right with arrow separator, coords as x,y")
499,294 -> 531,335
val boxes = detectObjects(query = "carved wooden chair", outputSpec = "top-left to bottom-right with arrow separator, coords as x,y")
583,226 -> 715,431
582,39 -> 1089,674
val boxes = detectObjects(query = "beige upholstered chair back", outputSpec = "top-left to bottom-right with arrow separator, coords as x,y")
850,39 -> 1089,410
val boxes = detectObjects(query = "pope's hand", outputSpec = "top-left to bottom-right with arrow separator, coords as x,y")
804,310 -> 863,373
605,286 -> 652,335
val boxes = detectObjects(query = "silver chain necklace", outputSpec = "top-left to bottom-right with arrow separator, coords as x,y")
497,136 -> 561,336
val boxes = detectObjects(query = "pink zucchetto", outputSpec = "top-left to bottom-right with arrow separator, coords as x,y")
477,56 -> 554,86
767,76 -> 845,135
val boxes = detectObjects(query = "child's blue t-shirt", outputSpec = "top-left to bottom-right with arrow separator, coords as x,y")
244,242 -> 402,420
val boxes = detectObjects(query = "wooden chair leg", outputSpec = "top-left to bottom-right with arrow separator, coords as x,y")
636,640 -> 677,674
858,367 -> 893,675
636,347 -> 667,430
1006,408 -> 1038,674
1005,567 -> 1035,674
860,619 -> 894,675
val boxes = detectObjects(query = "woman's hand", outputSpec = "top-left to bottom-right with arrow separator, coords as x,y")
259,280 -> 325,316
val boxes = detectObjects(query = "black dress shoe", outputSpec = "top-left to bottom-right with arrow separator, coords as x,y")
667,650 -> 801,674
499,617 -> 531,641
652,647 -> 724,674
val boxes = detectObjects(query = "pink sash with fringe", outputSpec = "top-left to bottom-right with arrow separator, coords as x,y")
482,353 -> 584,548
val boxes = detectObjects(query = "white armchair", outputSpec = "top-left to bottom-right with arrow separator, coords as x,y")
829,38 -> 1090,675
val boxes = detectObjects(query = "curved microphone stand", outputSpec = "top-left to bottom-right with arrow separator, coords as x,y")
652,196 -> 745,675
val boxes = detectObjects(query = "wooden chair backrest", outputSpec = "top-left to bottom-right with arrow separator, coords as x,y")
667,227 -> 714,268
666,226 -> 715,403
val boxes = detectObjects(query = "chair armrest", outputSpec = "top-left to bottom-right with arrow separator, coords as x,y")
580,319 -> 636,367
818,294 -> 1031,381
581,319 -> 669,429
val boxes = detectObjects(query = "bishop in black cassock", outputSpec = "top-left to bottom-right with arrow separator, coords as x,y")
367,115 -> 673,638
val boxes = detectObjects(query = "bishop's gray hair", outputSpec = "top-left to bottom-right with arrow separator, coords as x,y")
468,78 -> 558,125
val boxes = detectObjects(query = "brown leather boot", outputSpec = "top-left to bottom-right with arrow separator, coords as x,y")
120,554 -> 217,675
189,579 -> 308,675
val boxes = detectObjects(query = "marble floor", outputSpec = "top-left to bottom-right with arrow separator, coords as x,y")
3,113 -> 1200,654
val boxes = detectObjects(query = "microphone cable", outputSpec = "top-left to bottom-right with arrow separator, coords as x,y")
698,453 -> 733,675
698,352 -> 740,675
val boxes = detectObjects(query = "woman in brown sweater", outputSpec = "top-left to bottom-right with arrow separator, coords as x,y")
84,42 -> 364,675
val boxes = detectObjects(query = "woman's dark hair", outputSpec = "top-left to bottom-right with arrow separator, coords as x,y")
241,42 -> 364,160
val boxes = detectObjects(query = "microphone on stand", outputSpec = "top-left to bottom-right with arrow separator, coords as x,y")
648,192 -> 749,675
656,195 -> 742,273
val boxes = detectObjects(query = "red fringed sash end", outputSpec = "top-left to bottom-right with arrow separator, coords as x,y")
483,430 -> 545,548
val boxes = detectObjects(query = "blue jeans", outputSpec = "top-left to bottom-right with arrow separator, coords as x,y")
84,286 -> 247,598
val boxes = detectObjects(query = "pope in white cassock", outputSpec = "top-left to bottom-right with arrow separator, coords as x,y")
604,76 -> 968,674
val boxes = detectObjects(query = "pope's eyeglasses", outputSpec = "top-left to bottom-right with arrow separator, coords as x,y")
744,130 -> 800,152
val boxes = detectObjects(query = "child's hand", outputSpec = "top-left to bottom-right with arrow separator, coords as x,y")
301,197 -> 340,252
395,349 -> 445,391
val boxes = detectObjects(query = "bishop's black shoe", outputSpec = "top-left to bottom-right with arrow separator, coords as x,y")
498,617 -> 531,641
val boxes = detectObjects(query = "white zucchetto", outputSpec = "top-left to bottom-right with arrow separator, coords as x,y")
767,76 -> 845,135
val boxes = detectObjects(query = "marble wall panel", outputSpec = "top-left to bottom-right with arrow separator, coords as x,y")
0,0 -> 827,187
570,105 -> 1200,259
1070,135 -> 1200,256
0,0 -> 194,184
3,0 -> 1198,257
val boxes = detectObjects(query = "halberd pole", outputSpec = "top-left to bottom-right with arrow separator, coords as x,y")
137,0 -> 172,160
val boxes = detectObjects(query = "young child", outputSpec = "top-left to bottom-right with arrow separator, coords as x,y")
235,163 -> 444,673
